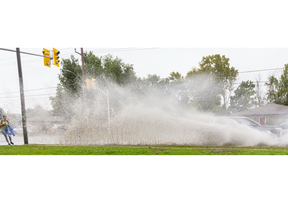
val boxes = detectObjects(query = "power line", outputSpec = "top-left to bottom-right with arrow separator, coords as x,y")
88,47 -> 160,53
0,93 -> 56,99
238,68 -> 284,73
0,87 -> 57,95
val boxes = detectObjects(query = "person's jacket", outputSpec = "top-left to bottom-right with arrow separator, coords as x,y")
7,125 -> 15,136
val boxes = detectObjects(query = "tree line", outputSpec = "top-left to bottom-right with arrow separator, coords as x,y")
49,52 -> 288,119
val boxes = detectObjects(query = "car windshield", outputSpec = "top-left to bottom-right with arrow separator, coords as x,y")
232,118 -> 260,126
215,117 -> 260,127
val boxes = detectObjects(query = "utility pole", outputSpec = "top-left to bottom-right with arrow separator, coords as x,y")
16,48 -> 28,144
75,48 -> 85,85
81,48 -> 86,84
75,48 -> 88,125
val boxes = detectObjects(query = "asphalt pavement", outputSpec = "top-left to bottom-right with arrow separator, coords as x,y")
0,134 -> 61,145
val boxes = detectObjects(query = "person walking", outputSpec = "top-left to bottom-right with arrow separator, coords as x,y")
0,115 -> 14,145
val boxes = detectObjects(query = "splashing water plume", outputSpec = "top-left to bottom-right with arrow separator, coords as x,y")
52,75 -> 285,147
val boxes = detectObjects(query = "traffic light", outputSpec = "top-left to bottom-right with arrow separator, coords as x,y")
85,78 -> 90,90
42,48 -> 51,67
53,48 -> 60,67
91,78 -> 96,90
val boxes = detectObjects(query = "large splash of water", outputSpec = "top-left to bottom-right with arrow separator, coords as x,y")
53,76 -> 287,146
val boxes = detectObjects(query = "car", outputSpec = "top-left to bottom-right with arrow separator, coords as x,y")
216,116 -> 284,137
13,125 -> 35,135
275,122 -> 288,130
50,124 -> 67,133
36,123 -> 52,134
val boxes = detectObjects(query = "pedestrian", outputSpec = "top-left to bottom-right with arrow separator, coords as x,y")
0,115 -> 14,145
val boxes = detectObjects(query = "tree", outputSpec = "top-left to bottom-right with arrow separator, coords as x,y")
265,75 -> 279,103
60,55 -> 82,96
146,74 -> 161,86
275,64 -> 288,105
229,80 -> 256,113
185,72 -> 222,112
184,66 -> 224,112
26,105 -> 51,118
168,71 -> 183,82
185,67 -> 198,78
89,53 -> 137,85
50,84 -> 78,118
50,52 -> 138,118
265,64 -> 288,105
198,54 -> 239,109
254,74 -> 266,107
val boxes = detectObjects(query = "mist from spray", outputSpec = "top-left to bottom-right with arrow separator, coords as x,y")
51,73 -> 286,146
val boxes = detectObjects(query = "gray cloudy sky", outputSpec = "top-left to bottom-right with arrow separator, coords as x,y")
2,0 -> 288,115
0,47 -> 288,114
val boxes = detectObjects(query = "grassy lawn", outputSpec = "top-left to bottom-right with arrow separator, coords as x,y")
1,144 -> 288,155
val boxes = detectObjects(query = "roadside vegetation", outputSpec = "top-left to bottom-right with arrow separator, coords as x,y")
1,145 -> 288,155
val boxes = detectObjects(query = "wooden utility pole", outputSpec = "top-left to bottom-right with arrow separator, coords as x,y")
80,48 -> 85,85
75,48 -> 88,125
16,48 -> 28,144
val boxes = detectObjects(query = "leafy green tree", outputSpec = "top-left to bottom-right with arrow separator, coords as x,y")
60,55 -> 83,96
185,72 -> 222,112
185,67 -> 198,78
26,105 -> 51,118
273,64 -> 288,105
49,84 -> 78,118
254,74 -> 266,107
168,71 -> 183,82
184,67 -> 223,112
50,52 -> 138,118
198,54 -> 239,109
50,56 -> 82,118
146,74 -> 161,86
85,53 -> 137,85
265,65 -> 288,105
265,75 -> 279,103
229,81 -> 256,113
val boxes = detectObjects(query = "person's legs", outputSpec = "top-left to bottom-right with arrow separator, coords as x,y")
1,128 -> 10,144
9,134 -> 13,144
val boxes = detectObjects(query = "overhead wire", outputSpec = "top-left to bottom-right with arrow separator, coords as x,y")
238,68 -> 284,73
0,94 -> 56,99
0,87 -> 57,95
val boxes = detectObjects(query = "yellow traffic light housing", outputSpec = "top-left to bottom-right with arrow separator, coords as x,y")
91,78 -> 96,90
53,48 -> 60,67
85,78 -> 90,90
42,48 -> 51,67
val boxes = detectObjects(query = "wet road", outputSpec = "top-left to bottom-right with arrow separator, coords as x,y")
0,134 -> 61,145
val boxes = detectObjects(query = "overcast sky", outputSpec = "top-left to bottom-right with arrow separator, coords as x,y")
0,47 -> 287,114
1,0 -> 288,116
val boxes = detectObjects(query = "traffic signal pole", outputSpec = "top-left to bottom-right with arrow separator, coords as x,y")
16,48 -> 29,144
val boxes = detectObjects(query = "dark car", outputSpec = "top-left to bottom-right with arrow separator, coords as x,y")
216,116 -> 283,137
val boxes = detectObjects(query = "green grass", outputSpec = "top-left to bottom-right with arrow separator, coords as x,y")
1,144 -> 288,155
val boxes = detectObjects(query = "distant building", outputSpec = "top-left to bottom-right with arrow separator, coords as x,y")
230,103 -> 288,125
